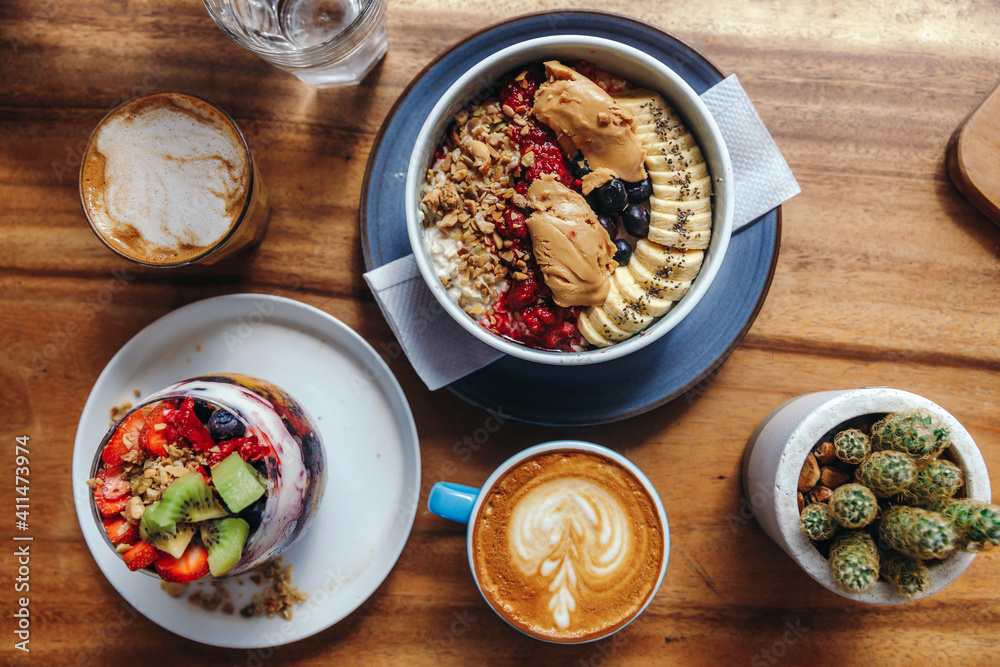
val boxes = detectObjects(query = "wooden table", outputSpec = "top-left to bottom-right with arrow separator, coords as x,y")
2,1 -> 999,664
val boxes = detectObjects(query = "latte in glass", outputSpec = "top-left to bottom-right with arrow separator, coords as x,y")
80,92 -> 269,267
471,449 -> 665,642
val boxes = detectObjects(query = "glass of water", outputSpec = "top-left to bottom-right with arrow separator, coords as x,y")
202,0 -> 388,87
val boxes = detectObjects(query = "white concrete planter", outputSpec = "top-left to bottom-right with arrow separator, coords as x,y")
742,387 -> 991,604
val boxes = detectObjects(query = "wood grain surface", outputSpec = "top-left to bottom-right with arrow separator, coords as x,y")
2,0 -> 999,665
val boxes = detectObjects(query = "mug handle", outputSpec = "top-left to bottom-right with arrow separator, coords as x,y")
428,482 -> 480,524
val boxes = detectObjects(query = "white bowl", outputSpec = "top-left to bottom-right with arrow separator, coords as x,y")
742,387 -> 992,604
405,35 -> 735,365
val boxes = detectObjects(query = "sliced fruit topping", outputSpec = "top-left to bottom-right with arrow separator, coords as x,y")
212,452 -> 267,514
200,517 -> 250,577
122,540 -> 160,571
96,464 -> 132,500
139,503 -> 197,558
208,409 -> 246,442
172,397 -> 216,451
153,472 -> 228,525
102,516 -> 138,545
101,410 -> 146,466
155,543 -> 210,583
94,492 -> 131,517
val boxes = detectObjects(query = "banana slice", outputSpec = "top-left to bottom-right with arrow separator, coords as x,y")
603,270 -> 657,332
577,312 -> 614,348
587,305 -> 634,342
632,240 -> 704,281
627,257 -> 692,301
613,268 -> 674,318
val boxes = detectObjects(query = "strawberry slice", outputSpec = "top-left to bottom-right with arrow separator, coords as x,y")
123,540 -> 160,571
102,410 -> 147,466
155,543 -> 210,583
96,464 -> 132,500
94,491 -> 131,517
171,397 -> 216,451
102,516 -> 138,545
237,433 -> 269,462
139,400 -> 179,456
207,438 -> 241,465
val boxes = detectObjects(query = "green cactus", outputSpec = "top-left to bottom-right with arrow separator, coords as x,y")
870,410 -> 950,460
880,551 -> 930,599
829,483 -> 878,529
929,498 -> 1000,550
829,531 -> 879,593
898,460 -> 963,505
800,502 -> 838,541
855,450 -> 918,497
834,428 -> 871,465
878,506 -> 958,560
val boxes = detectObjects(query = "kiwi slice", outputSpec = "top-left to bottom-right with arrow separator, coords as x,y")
155,472 -> 227,526
139,502 -> 196,558
211,453 -> 266,514
200,517 -> 250,577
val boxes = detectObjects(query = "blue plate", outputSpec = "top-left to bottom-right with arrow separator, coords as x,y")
361,10 -> 781,426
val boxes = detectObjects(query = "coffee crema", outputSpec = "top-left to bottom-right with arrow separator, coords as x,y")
471,450 -> 664,642
80,92 -> 267,266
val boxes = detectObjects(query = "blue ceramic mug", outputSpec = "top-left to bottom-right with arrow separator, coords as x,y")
428,440 -> 670,643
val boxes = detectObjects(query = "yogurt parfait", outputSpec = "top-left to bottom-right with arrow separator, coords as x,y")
88,374 -> 326,583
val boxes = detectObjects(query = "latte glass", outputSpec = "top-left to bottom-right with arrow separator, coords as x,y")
428,441 -> 670,644
201,0 -> 388,87
79,92 -> 270,268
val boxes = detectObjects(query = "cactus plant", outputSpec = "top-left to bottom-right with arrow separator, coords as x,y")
834,428 -> 871,465
829,531 -> 879,593
880,551 -> 930,599
871,410 -> 950,460
855,450 -> 918,497
800,502 -> 838,541
878,506 -> 958,560
898,460 -> 963,505
929,498 -> 1000,550
829,483 -> 878,529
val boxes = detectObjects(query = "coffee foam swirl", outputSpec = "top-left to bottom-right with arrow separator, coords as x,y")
509,478 -> 630,629
472,450 -> 664,642
81,93 -> 250,264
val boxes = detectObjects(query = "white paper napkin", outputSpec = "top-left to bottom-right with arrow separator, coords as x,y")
364,74 -> 799,391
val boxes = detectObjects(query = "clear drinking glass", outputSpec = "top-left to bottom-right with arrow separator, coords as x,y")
202,0 -> 388,87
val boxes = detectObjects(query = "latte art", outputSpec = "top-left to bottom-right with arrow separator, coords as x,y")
509,478 -> 631,629
472,450 -> 665,642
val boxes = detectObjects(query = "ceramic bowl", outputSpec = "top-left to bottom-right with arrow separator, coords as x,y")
742,387 -> 991,604
405,34 -> 734,365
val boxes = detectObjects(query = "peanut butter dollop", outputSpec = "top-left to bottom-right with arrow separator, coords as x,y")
532,61 -> 647,184
525,175 -> 618,307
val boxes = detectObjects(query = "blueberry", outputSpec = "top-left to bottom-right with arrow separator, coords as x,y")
625,177 -> 653,203
597,215 -> 618,240
595,178 -> 628,214
613,239 -> 632,265
621,203 -> 650,237
208,409 -> 245,441
568,156 -> 591,179
192,400 -> 215,423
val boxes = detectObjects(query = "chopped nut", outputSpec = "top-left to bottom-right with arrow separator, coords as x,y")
115,543 -> 131,554
124,496 -> 145,523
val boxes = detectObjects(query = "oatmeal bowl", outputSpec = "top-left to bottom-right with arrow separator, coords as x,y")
405,35 -> 734,365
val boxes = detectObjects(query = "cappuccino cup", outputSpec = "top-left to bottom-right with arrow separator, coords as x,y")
428,441 -> 669,644
79,92 -> 270,267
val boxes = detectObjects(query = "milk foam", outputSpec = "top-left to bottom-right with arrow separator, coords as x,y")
85,94 -> 249,258
508,477 -> 632,630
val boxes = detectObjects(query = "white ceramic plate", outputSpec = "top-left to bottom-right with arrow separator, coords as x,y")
72,294 -> 421,647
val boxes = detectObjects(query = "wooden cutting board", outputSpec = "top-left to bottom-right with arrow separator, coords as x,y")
947,79 -> 1000,227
